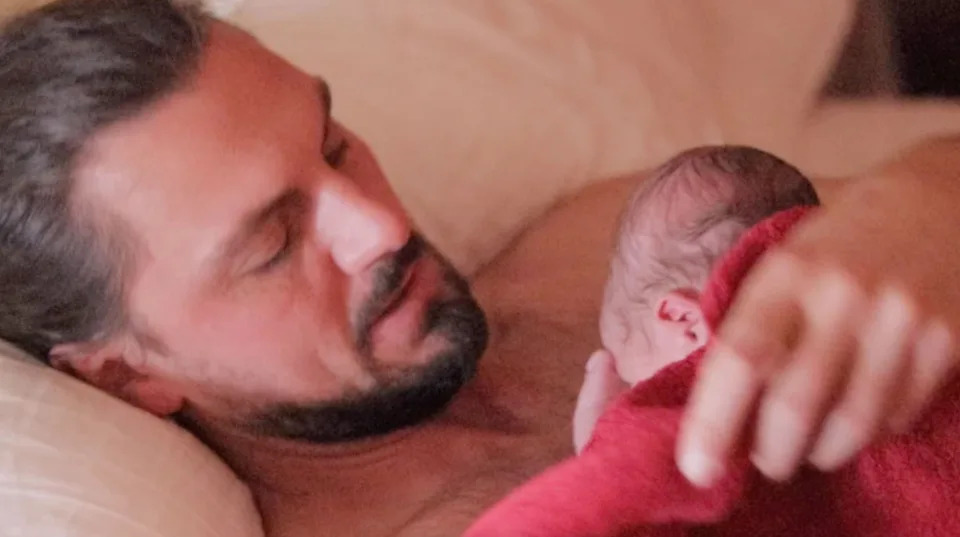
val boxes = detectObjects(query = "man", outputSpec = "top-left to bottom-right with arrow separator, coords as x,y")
1,2 -> 957,536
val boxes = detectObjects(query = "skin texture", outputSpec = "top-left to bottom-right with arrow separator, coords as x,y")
46,20 -> 960,537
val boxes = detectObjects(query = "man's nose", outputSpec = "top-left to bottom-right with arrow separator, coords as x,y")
314,177 -> 411,274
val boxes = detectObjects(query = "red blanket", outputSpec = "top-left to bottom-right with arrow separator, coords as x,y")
465,207 -> 960,537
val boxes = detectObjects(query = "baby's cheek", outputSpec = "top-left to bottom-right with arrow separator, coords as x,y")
597,316 -> 629,378
610,348 -> 638,386
598,307 -> 625,355
610,333 -> 656,387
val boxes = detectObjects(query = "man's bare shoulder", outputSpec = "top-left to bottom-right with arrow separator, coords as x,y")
472,171 -> 848,318
463,174 -> 644,420
474,174 -> 642,324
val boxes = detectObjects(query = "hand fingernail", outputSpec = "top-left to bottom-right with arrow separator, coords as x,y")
752,398 -> 806,481
809,411 -> 861,472
678,445 -> 722,488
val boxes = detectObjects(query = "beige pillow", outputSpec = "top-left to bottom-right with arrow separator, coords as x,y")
232,0 -> 856,273
0,341 -> 263,537
0,3 -> 258,537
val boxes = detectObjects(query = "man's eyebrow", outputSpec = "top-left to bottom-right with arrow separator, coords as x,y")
216,188 -> 302,265
315,77 -> 332,139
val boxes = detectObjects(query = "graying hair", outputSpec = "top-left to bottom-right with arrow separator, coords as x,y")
0,0 -> 211,359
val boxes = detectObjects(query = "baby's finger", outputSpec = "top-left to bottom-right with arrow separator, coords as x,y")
751,270 -> 864,481
888,319 -> 956,433
678,253 -> 802,488
808,286 -> 916,472
573,350 -> 627,454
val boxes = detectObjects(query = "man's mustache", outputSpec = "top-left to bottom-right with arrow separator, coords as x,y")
354,234 -> 425,352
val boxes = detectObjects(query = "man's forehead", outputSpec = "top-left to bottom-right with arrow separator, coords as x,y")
73,23 -> 326,268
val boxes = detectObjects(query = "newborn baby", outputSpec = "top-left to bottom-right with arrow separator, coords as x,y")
466,147 -> 960,537
574,145 -> 819,451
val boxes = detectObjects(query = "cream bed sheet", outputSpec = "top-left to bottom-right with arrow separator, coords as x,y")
232,0 -> 960,274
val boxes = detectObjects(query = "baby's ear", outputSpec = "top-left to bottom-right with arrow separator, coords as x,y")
656,289 -> 711,350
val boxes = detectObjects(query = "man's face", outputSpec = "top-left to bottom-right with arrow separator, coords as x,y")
71,23 -> 487,443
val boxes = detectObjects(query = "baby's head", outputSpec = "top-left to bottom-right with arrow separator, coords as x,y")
601,146 -> 818,385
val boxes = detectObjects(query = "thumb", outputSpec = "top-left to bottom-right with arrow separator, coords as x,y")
573,350 -> 628,454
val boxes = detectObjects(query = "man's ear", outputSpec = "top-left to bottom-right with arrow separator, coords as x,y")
655,289 -> 712,352
49,339 -> 184,417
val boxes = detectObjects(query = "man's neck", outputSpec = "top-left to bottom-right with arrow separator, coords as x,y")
182,378 -> 527,536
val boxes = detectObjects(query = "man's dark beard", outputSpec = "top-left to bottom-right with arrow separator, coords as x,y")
246,235 -> 488,444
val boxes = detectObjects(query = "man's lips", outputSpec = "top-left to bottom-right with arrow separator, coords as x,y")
355,235 -> 427,352
363,259 -> 432,357
372,264 -> 416,325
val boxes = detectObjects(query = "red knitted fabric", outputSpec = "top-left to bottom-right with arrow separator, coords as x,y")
465,206 -> 960,537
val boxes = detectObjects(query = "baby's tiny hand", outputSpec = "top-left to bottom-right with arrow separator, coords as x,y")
573,350 -> 629,454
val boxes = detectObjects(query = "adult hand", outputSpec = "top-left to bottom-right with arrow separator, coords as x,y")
675,138 -> 960,487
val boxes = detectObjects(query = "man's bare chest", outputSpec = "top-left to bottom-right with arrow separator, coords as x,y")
257,312 -> 598,537
390,304 -> 605,528
261,176 -> 637,536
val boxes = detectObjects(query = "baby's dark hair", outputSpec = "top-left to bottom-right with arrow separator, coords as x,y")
614,145 -> 819,306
